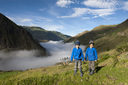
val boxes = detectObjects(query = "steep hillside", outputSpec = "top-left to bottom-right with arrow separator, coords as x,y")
0,13 -> 47,56
64,25 -> 117,45
22,26 -> 71,41
64,19 -> 128,53
94,19 -> 128,53
64,30 -> 89,43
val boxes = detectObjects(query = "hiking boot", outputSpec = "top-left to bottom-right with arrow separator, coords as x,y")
89,68 -> 91,72
80,69 -> 83,77
74,70 -> 77,76
89,70 -> 94,75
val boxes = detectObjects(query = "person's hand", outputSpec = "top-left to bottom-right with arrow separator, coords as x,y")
95,60 -> 97,62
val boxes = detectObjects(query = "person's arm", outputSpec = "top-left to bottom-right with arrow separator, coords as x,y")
85,48 -> 88,61
71,49 -> 74,61
94,49 -> 98,61
81,49 -> 84,61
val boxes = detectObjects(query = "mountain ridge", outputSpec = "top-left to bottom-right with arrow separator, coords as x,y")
0,13 -> 47,56
64,18 -> 128,53
22,26 -> 71,41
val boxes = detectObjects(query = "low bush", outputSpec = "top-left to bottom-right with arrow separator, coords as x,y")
116,44 -> 128,53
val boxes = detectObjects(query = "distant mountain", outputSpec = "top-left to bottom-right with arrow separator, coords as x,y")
22,26 -> 71,41
64,25 -> 117,44
64,30 -> 89,43
0,13 -> 47,56
64,19 -> 128,53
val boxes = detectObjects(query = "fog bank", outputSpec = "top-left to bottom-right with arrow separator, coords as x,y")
0,41 -> 86,71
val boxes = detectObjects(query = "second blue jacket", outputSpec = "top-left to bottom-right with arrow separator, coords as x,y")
71,47 -> 84,61
85,47 -> 98,61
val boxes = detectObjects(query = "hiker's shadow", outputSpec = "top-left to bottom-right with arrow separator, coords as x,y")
95,66 -> 104,73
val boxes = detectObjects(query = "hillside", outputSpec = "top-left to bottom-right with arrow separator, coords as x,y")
0,16 -> 128,84
64,19 -> 128,53
64,25 -> 117,45
94,19 -> 128,53
0,13 -> 47,56
1,50 -> 128,85
64,30 -> 89,43
22,26 -> 71,41
1,41 -> 128,84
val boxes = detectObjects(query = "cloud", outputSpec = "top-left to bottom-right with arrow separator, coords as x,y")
8,17 -> 33,23
57,7 -> 115,18
56,0 -> 74,7
7,15 -> 53,29
92,15 -> 99,18
82,0 -> 117,9
43,25 -> 64,31
33,16 -> 53,22
91,8 -> 115,17
82,17 -> 90,19
0,41 -> 86,71
123,2 -> 128,11
57,0 -> 119,19
57,8 -> 90,18
20,19 -> 33,23
39,8 -> 46,11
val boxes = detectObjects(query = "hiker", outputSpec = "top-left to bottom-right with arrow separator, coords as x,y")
85,40 -> 98,75
71,40 -> 84,77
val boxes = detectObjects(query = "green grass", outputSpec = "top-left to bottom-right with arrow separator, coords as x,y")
0,71 -> 21,79
1,37 -> 128,85
1,54 -> 128,85
112,28 -> 121,35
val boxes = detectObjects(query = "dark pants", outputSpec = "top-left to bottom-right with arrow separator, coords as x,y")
74,60 -> 82,71
89,61 -> 95,70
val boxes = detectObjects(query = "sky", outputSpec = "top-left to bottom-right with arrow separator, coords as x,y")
0,0 -> 128,36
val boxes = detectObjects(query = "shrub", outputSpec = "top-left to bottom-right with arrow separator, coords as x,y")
98,54 -> 110,63
112,54 -> 119,67
106,46 -> 109,51
116,44 -> 128,53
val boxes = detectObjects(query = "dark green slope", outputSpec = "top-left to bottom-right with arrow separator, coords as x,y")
0,13 -> 47,56
22,26 -> 71,41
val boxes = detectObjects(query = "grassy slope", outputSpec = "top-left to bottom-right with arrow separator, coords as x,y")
22,26 -> 71,41
1,56 -> 128,85
64,25 -> 117,45
94,19 -> 128,53
1,43 -> 128,85
64,19 -> 128,54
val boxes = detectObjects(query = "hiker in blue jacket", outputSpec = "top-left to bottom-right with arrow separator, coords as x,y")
85,40 -> 98,75
71,40 -> 84,77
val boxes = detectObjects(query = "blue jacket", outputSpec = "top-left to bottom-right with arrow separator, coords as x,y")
71,47 -> 84,61
85,47 -> 98,61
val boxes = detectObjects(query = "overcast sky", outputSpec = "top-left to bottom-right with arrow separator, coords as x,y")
0,0 -> 128,36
